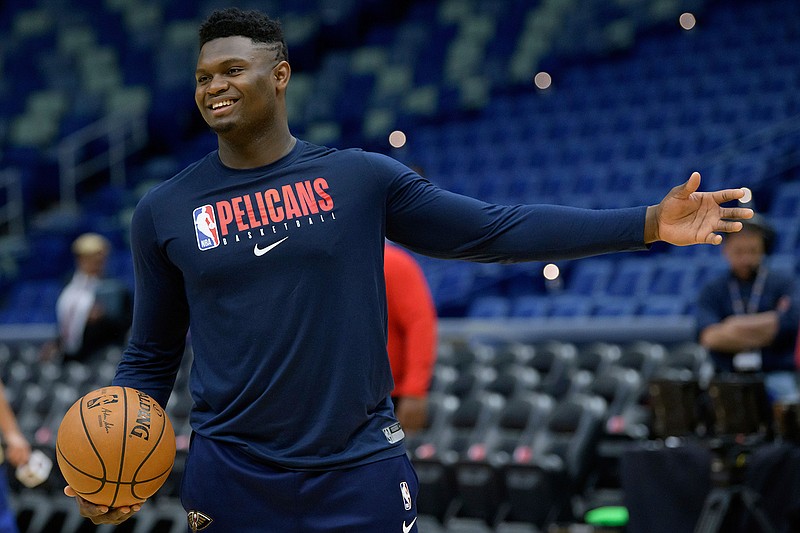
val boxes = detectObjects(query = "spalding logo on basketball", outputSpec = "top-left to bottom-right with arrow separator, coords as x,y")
56,386 -> 176,507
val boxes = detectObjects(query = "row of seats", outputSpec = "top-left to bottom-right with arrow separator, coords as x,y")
0,335 -> 761,532
408,339 -> 714,529
3,0 -> 800,326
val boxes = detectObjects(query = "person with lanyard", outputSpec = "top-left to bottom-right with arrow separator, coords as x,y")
697,213 -> 800,403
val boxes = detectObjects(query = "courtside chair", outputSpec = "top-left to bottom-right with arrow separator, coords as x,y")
503,394 -> 607,528
526,341 -> 577,399
573,342 -> 621,378
615,341 -> 667,383
413,393 -> 503,525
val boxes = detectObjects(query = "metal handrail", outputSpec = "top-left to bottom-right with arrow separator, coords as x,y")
57,114 -> 148,207
0,169 -> 24,237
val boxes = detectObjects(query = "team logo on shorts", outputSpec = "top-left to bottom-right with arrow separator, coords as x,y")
400,481 -> 412,511
187,510 -> 213,531
193,205 -> 220,251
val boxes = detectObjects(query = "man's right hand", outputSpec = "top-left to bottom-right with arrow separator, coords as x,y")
64,486 -> 143,525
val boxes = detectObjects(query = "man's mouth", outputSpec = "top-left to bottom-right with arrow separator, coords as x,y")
209,99 -> 238,113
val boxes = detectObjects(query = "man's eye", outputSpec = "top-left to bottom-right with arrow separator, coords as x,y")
228,67 -> 243,74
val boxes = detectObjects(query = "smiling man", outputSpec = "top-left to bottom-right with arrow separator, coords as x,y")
63,7 -> 753,532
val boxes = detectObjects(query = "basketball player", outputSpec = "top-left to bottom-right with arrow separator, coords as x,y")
64,8 -> 753,531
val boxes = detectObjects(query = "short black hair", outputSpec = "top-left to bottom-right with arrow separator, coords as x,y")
199,8 -> 288,62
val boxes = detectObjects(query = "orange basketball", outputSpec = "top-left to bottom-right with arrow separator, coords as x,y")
56,386 -> 176,507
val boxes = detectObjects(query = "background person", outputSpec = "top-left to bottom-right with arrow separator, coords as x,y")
385,242 -> 438,434
697,213 -> 800,403
54,233 -> 133,363
0,382 -> 31,533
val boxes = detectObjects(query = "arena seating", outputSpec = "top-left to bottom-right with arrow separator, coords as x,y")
403,337 -> 717,530
0,0 -> 799,531
0,0 -> 798,324
0,334 -> 719,532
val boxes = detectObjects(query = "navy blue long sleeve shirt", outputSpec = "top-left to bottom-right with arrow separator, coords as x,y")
114,140 -> 647,469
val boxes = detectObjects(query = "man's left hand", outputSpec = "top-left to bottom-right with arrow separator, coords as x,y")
645,172 -> 753,245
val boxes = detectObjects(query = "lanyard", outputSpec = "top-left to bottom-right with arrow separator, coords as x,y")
728,266 -> 768,316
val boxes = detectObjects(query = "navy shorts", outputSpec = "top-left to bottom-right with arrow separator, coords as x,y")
180,433 -> 419,532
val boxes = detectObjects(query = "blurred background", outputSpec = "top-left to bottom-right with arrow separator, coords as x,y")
0,0 -> 799,531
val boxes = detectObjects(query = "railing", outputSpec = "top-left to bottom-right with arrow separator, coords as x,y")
0,169 -> 24,237
58,114 -> 148,208
703,112 -> 800,188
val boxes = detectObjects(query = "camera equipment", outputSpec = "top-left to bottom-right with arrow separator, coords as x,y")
692,374 -> 776,533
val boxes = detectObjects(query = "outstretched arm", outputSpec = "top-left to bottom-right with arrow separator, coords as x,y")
645,172 -> 753,245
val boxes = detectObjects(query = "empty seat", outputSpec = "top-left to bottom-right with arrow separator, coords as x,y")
662,342 -> 711,379
640,295 -> 688,316
509,295 -> 550,318
592,297 -> 639,317
406,393 -> 460,460
547,294 -> 593,318
15,491 -> 86,533
504,394 -> 608,527
581,367 -> 642,422
412,392 -> 505,524
481,365 -> 539,399
605,259 -> 656,297
526,341 -> 577,399
450,394 -> 554,526
565,259 -> 613,296
616,341 -> 667,382
466,295 -> 511,318
486,393 -> 555,462
436,341 -> 479,372
574,342 -> 621,376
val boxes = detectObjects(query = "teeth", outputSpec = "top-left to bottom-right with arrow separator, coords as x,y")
211,100 -> 234,109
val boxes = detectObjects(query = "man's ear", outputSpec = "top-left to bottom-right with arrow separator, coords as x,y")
274,60 -> 291,89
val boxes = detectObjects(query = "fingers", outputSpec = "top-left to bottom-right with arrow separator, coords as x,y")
674,171 -> 701,199
89,506 -> 139,525
64,486 -> 143,524
710,187 -> 753,206
720,207 -> 754,221
716,220 -> 744,234
704,220 -> 744,247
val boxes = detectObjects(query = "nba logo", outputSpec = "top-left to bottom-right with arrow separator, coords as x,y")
400,481 -> 412,511
193,205 -> 220,251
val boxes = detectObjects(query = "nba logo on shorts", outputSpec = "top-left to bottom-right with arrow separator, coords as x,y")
193,205 -> 219,251
400,481 -> 412,511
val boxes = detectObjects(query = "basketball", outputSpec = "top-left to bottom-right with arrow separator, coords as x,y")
56,386 -> 176,507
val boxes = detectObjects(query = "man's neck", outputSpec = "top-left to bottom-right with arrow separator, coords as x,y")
217,128 -> 296,169
734,265 -> 763,283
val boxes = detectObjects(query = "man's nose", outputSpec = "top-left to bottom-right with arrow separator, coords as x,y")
208,76 -> 229,94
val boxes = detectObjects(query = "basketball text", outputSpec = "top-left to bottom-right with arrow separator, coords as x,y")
130,390 -> 153,440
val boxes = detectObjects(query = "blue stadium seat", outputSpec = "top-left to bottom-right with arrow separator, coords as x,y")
547,294 -> 593,318
592,297 -> 639,317
649,258 -> 699,297
510,295 -> 550,318
564,259 -> 613,297
605,258 -> 655,298
639,296 -> 688,317
466,295 -> 511,319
